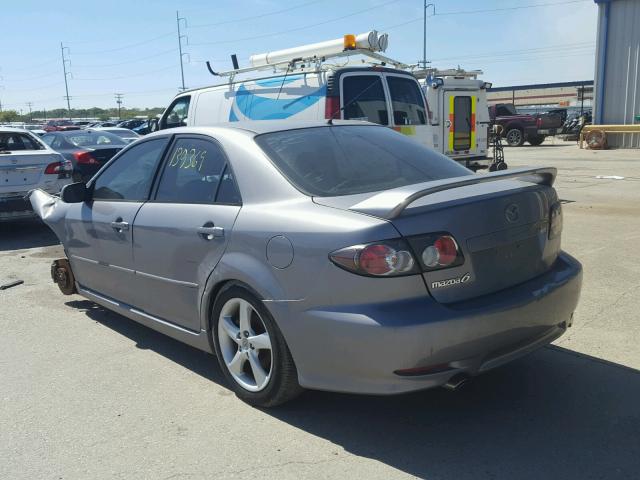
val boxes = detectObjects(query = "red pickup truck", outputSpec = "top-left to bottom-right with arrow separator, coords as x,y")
489,103 -> 563,147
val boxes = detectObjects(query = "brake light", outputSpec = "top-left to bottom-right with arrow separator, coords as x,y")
549,202 -> 563,239
536,117 -> 542,128
330,240 -> 417,277
44,160 -> 73,177
325,96 -> 340,119
73,151 -> 98,165
422,235 -> 459,268
44,161 -> 63,174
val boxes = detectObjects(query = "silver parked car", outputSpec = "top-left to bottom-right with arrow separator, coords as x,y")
30,121 -> 582,407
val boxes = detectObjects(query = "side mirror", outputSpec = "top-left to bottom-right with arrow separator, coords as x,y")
61,182 -> 89,203
149,118 -> 159,133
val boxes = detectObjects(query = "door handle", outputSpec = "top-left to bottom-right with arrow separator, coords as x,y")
111,219 -> 129,232
197,225 -> 224,240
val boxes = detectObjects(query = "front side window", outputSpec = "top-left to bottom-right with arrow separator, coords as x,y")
154,137 -> 228,204
342,75 -> 388,125
92,138 -> 168,201
162,96 -> 191,129
256,126 -> 469,197
387,76 -> 427,126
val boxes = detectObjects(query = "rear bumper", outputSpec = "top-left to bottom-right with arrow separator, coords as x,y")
0,195 -> 36,221
272,251 -> 582,395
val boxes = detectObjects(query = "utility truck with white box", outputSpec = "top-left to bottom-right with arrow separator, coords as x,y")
153,31 -> 490,169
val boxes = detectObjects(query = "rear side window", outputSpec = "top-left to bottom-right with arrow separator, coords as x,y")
155,137 -> 233,204
342,75 -> 388,125
387,76 -> 427,125
92,138 -> 168,201
0,132 -> 43,151
255,126 -> 469,197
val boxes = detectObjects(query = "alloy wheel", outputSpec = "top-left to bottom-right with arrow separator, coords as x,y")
218,298 -> 273,392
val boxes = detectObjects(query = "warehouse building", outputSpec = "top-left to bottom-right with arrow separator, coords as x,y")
593,0 -> 640,148
487,81 -> 593,110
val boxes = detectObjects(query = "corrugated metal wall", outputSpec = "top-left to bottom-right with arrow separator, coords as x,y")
594,0 -> 640,148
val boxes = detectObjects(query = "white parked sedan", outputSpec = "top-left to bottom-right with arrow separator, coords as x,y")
0,128 -> 72,221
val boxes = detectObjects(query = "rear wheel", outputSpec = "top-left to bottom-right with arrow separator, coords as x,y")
528,135 -> 546,146
212,285 -> 302,407
505,128 -> 525,147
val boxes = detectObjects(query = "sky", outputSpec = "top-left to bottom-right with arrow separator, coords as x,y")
0,0 -> 598,113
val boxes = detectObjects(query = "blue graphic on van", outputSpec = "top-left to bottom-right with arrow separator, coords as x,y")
254,75 -> 305,87
229,83 -> 326,121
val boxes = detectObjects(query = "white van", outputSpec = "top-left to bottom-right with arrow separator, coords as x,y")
155,32 -> 490,169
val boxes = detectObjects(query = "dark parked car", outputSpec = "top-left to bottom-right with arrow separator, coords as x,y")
41,130 -> 127,182
117,119 -> 146,129
132,120 -> 151,135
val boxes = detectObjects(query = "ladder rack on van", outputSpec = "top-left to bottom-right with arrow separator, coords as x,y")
205,31 -> 413,82
413,68 -> 484,80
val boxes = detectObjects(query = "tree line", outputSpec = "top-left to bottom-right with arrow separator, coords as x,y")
0,106 -> 165,123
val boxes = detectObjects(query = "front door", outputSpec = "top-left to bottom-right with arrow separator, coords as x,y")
132,135 -> 241,332
64,138 -> 168,305
443,92 -> 477,156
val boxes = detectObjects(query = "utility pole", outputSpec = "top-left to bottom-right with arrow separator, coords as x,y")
115,93 -> 124,120
423,3 -> 435,70
176,11 -> 188,91
60,42 -> 72,120
26,102 -> 33,122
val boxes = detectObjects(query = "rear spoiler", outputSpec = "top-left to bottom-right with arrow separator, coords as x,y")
350,167 -> 557,219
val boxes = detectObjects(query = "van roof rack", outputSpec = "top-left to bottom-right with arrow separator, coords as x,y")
205,31 -> 414,82
413,67 -> 484,80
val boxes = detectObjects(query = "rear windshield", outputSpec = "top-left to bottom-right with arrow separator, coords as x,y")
0,132 -> 44,151
255,126 -> 470,197
65,132 -> 126,147
387,76 -> 427,125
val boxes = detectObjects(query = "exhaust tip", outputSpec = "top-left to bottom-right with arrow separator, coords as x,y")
443,373 -> 470,391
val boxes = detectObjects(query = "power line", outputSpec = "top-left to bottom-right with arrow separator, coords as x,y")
70,32 -> 175,55
382,0 -> 591,30
190,0 -> 401,46
72,48 -> 178,69
188,0 -> 325,29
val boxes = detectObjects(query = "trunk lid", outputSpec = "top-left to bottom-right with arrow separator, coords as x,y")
0,150 -> 62,192
86,146 -> 122,163
315,168 -> 560,303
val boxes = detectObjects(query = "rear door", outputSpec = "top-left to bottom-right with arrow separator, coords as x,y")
443,92 -> 479,157
132,135 -> 242,331
64,138 -> 169,305
340,72 -> 390,125
383,73 -> 430,147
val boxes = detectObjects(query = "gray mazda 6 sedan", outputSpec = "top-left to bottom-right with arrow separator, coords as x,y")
30,121 -> 582,407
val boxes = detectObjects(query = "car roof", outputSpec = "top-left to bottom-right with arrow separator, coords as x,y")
148,120 -> 381,138
0,127 -> 36,133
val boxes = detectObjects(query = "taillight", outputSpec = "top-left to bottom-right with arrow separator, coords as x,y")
325,96 -> 340,119
407,233 -> 465,271
536,117 -> 542,128
549,202 -> 563,239
73,151 -> 98,165
44,160 -> 73,177
330,240 -> 418,277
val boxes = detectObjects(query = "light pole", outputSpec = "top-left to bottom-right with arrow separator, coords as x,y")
423,3 -> 436,70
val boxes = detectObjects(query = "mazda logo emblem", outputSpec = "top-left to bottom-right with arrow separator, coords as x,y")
505,204 -> 520,223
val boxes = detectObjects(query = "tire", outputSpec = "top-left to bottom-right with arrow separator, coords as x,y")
505,128 -> 525,147
528,135 -> 546,146
211,284 -> 302,407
